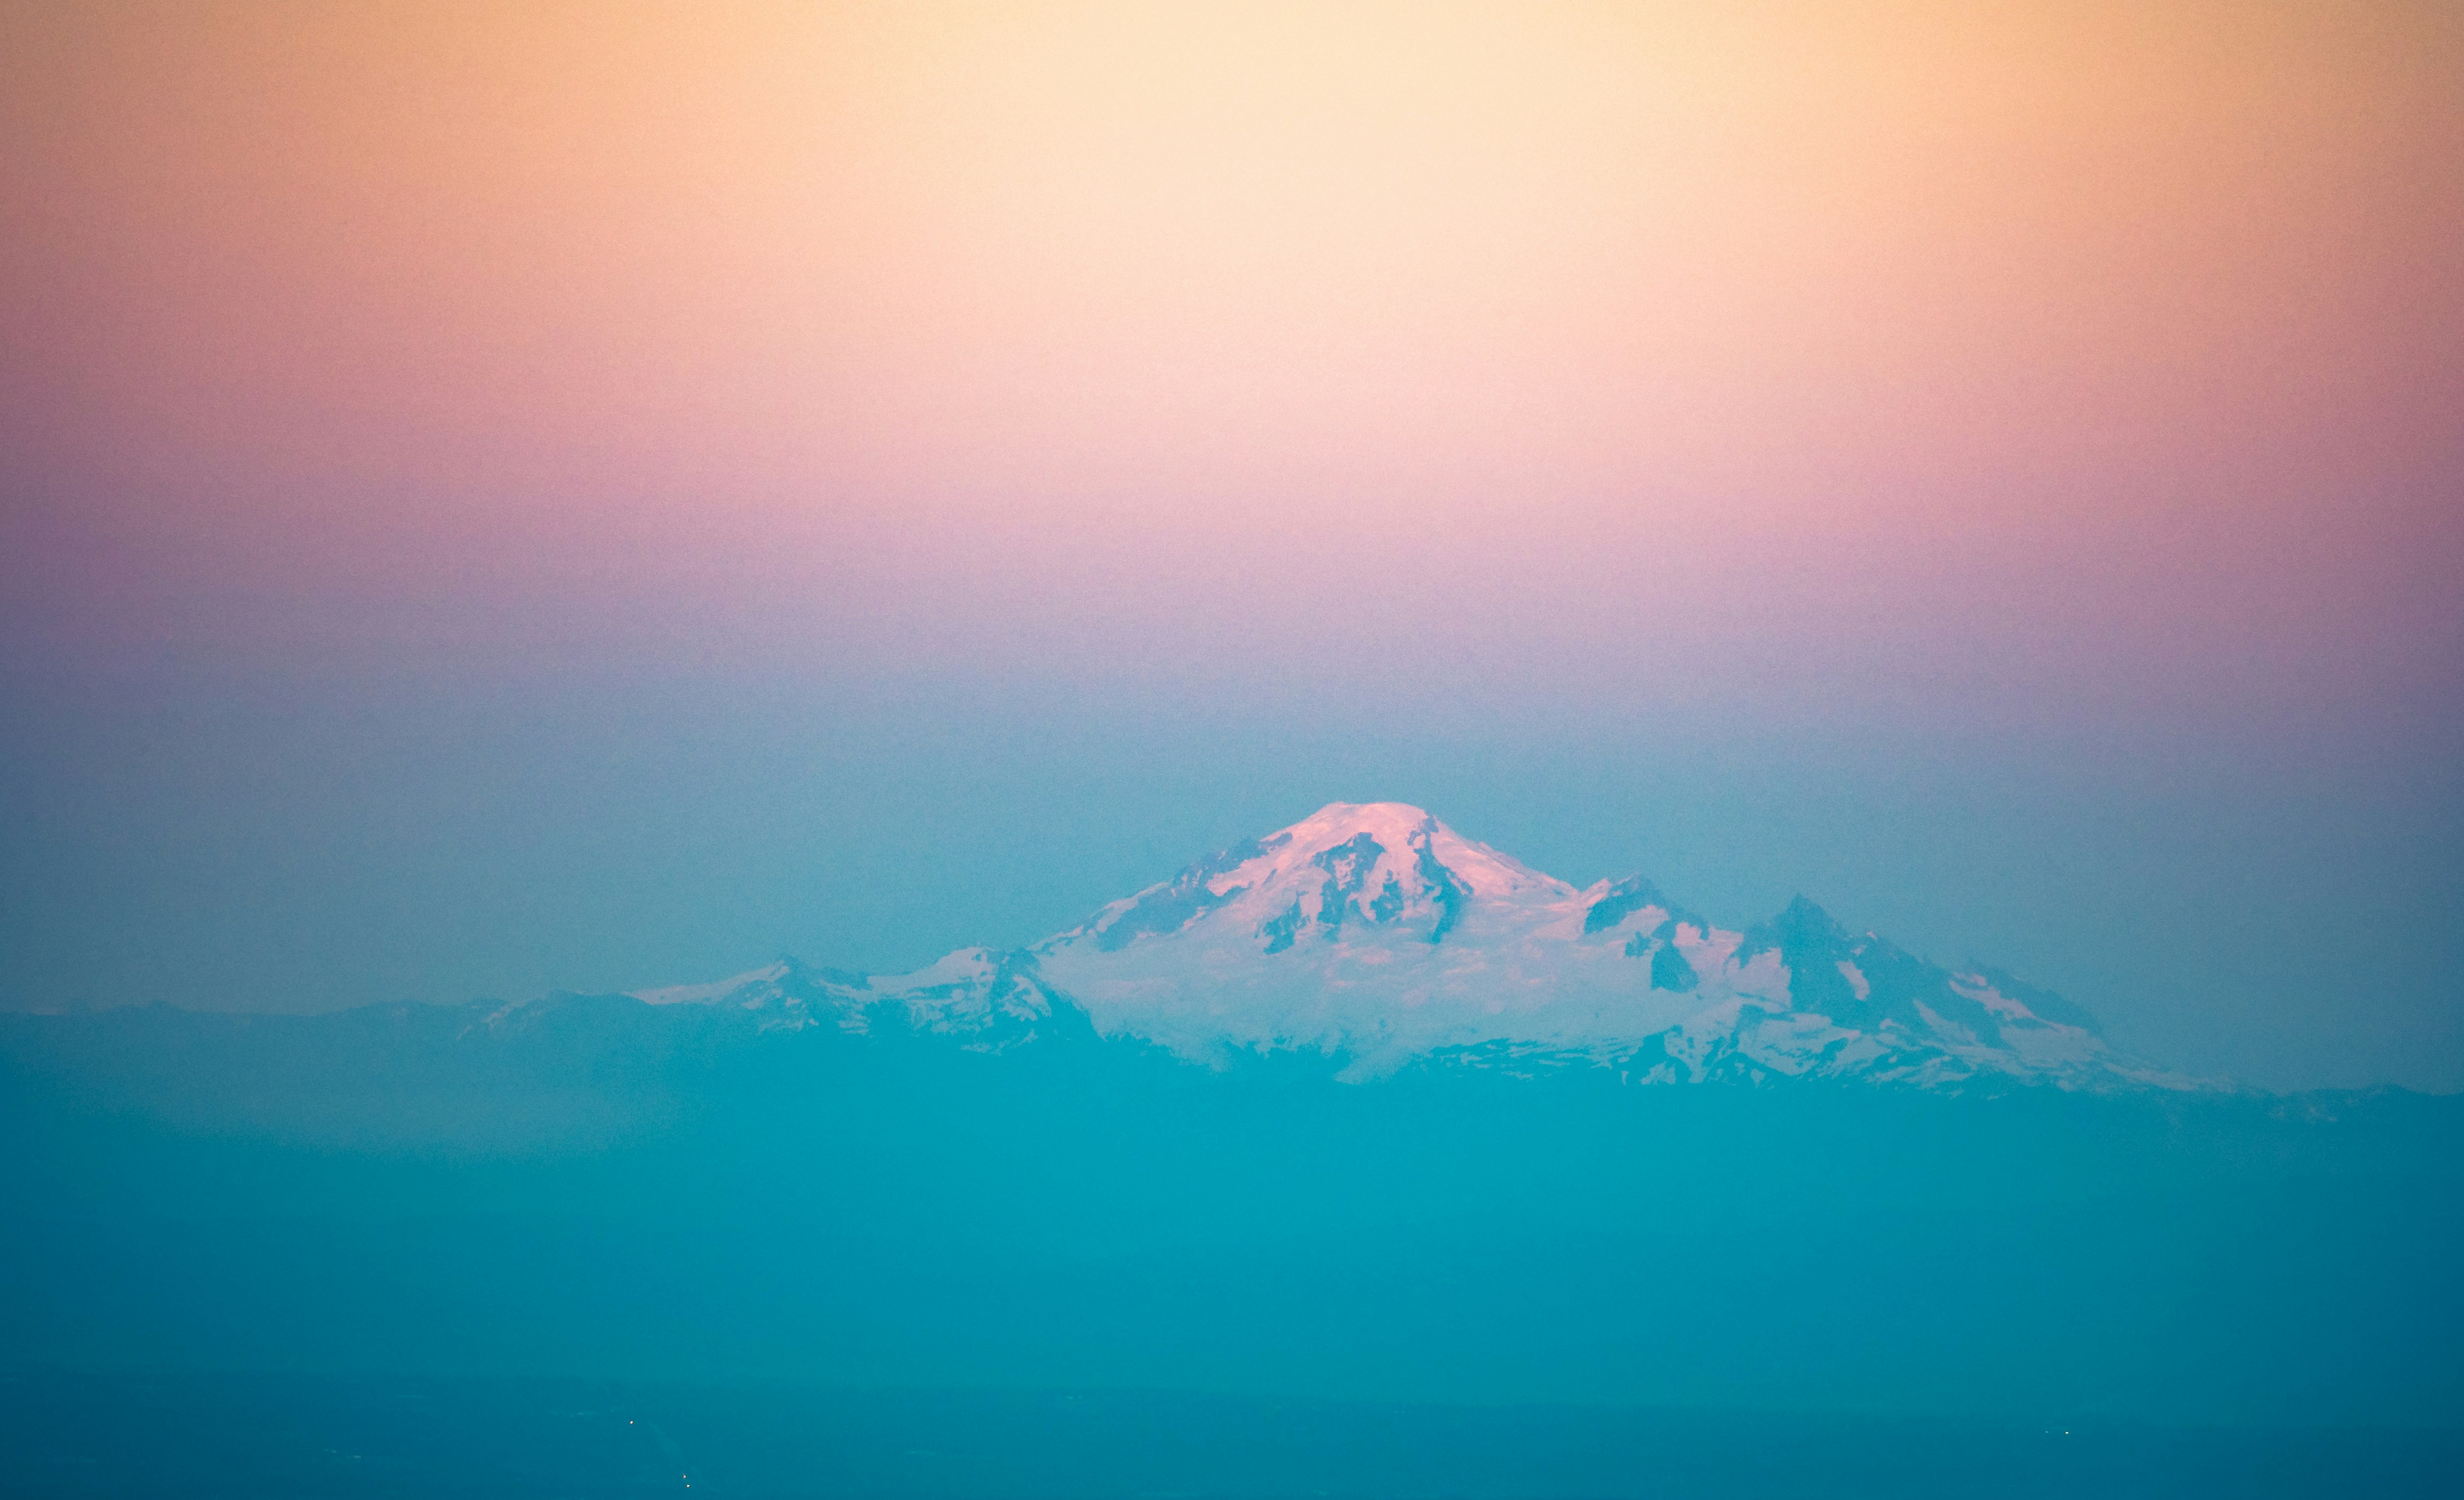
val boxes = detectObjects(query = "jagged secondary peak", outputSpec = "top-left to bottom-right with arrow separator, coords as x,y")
1736,895 -> 1851,964
1582,874 -> 1713,941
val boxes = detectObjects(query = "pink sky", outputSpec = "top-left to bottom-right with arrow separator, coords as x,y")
5,1 -> 2459,730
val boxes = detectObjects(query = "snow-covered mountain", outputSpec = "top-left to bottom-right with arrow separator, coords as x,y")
632,802 -> 2201,1092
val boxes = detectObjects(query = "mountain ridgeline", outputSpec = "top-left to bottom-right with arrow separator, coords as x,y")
2,803 -> 2458,1433
629,802 -> 2184,1091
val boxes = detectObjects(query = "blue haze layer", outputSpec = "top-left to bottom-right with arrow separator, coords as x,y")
2,660 -> 2457,1092
4,993 -> 2459,1431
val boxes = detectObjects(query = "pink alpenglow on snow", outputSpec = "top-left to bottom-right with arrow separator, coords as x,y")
633,803 -> 2203,1093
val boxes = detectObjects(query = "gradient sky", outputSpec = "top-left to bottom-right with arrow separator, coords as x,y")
4,1 -> 2460,1089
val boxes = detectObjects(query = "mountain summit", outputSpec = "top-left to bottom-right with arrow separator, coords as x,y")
634,802 -> 2197,1091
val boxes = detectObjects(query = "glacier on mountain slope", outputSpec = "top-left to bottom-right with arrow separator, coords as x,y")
628,802 -> 2200,1092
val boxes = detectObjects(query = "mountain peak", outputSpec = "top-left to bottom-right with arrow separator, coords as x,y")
1737,895 -> 1850,964
1057,801 -> 1573,960
1269,801 -> 1568,902
1278,800 -> 1445,845
644,805 -> 2191,1093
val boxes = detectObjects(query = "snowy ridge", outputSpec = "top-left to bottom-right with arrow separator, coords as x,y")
631,949 -> 1064,1053
630,802 -> 2206,1092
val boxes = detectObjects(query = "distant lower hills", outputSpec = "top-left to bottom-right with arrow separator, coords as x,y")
3,803 -> 2458,1441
